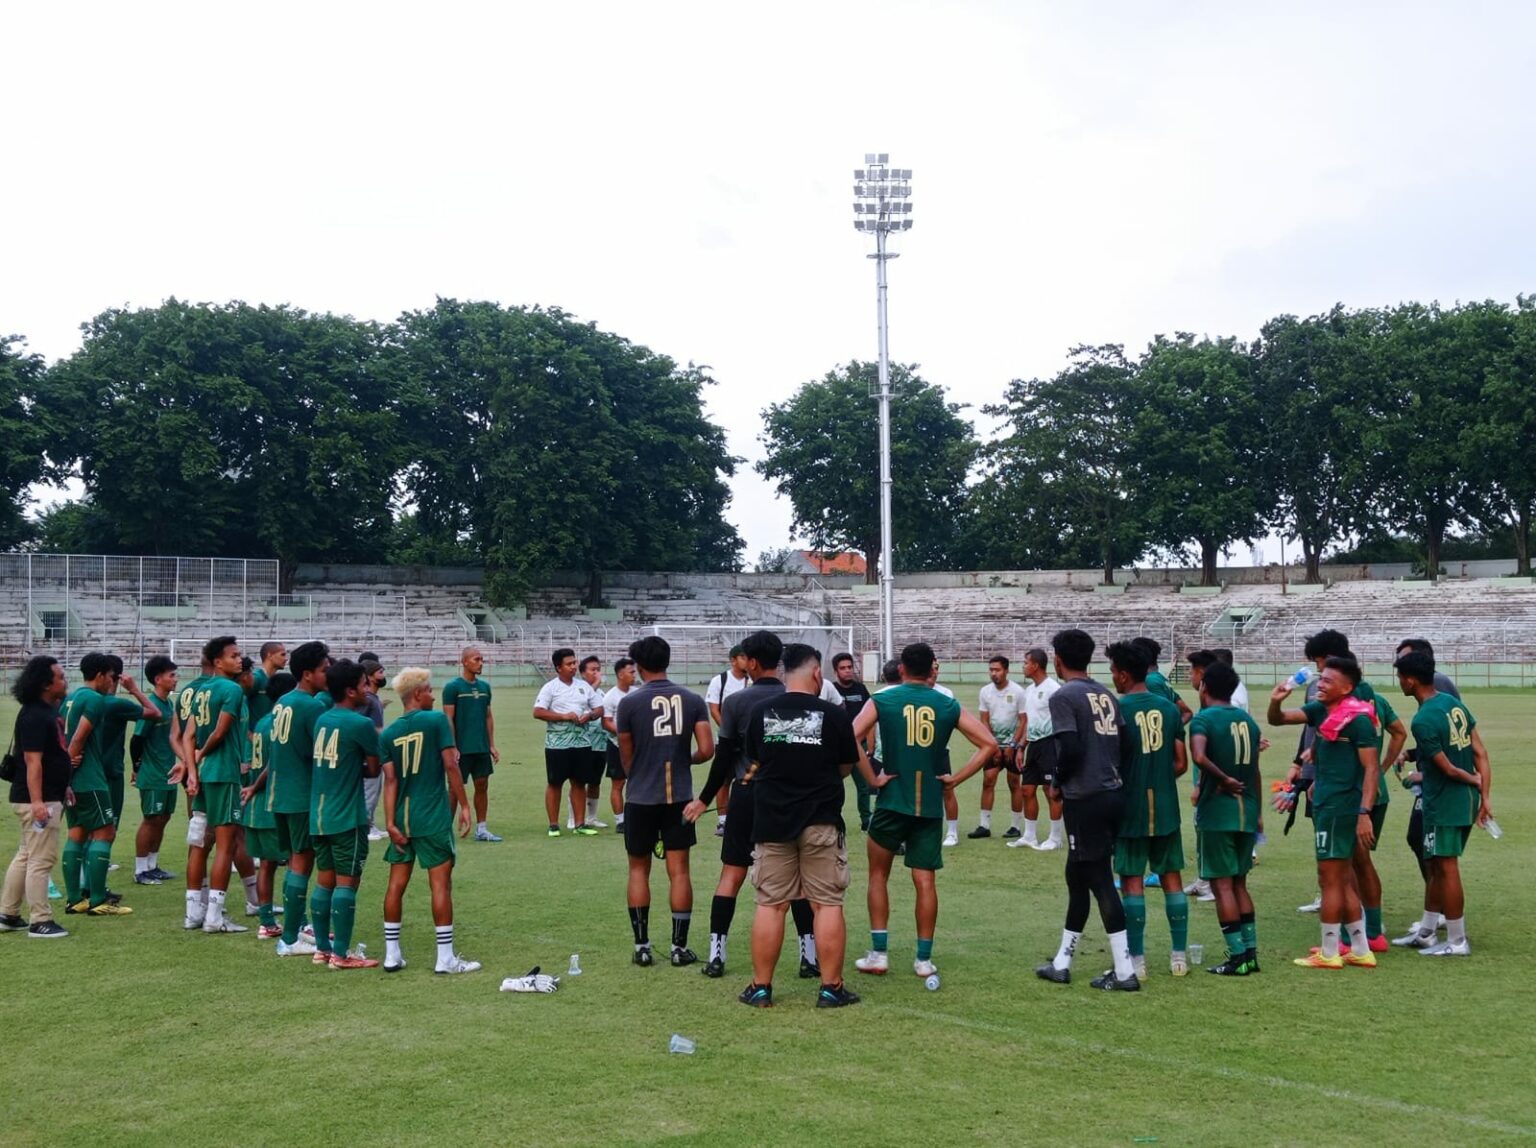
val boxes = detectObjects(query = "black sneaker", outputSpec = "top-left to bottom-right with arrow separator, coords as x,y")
701,957 -> 725,978
799,957 -> 821,980
1090,969 -> 1141,992
28,920 -> 69,939
633,946 -> 654,967
670,946 -> 698,967
1207,955 -> 1251,977
967,825 -> 992,839
738,982 -> 773,1007
0,913 -> 27,932
133,872 -> 162,886
1035,962 -> 1071,984
147,867 -> 178,881
1003,826 -> 1022,839
816,982 -> 861,1009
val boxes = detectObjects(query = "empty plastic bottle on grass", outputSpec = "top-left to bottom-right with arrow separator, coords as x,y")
668,1034 -> 696,1055
568,953 -> 583,976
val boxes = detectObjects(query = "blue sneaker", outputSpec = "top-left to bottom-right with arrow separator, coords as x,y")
737,982 -> 773,1007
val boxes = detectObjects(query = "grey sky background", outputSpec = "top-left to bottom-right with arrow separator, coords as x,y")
6,1 -> 1534,566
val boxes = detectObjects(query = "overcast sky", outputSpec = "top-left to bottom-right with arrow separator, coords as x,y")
6,1 -> 1534,566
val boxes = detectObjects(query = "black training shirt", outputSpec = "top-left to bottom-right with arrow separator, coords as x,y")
9,701 -> 71,803
746,692 -> 857,842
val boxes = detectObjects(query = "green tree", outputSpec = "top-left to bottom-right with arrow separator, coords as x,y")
1463,295 -> 1536,575
756,362 -> 976,583
1133,334 -> 1267,586
754,547 -> 797,573
0,335 -> 58,547
970,345 -> 1146,582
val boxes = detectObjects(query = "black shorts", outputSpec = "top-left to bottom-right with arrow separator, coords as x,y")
1063,789 -> 1122,862
624,802 -> 696,859
1018,739 -> 1057,786
605,742 -> 626,781
721,779 -> 756,869
545,747 -> 588,787
581,748 -> 607,787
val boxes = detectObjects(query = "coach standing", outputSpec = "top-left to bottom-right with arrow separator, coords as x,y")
738,643 -> 864,1009
1,655 -> 72,938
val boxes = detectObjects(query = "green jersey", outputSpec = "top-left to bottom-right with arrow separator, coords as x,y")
192,676 -> 247,784
134,692 -> 177,789
176,675 -> 206,734
247,713 -> 278,830
1191,703 -> 1262,833
1412,692 -> 1480,827
1117,691 -> 1185,837
248,667 -> 275,727
310,706 -> 380,835
98,694 -> 141,780
63,687 -> 109,793
269,688 -> 331,814
1371,695 -> 1399,807
380,709 -> 457,838
870,683 -> 962,820
1145,670 -> 1180,707
1302,699 -> 1378,816
443,676 -> 492,754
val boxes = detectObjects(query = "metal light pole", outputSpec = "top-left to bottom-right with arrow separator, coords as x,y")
853,154 -> 912,662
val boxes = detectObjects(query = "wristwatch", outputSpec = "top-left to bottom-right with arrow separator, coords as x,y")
1357,807 -> 1371,815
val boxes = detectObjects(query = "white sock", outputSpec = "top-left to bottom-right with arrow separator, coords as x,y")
979,810 -> 992,830
1346,918 -> 1368,956
710,932 -> 726,963
946,819 -> 959,837
477,821 -> 487,834
1048,818 -> 1064,843
586,798 -> 598,821
615,812 -> 625,826
436,924 -> 455,965
800,932 -> 817,965
135,856 -> 149,875
147,851 -> 159,870
1415,914 -> 1437,937
1053,928 -> 1081,971
384,921 -> 402,965
1108,929 -> 1135,979
1433,911 -> 1446,929
242,874 -> 259,909
1010,812 -> 1022,831
718,815 -> 726,827
1446,916 -> 1467,944
185,890 -> 201,919
1320,921 -> 1341,958
1023,819 -> 1039,843
205,888 -> 226,925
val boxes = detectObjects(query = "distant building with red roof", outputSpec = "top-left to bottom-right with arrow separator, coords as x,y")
789,550 -> 867,577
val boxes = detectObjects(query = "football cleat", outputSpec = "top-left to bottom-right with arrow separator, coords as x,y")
1035,963 -> 1071,984
966,825 -> 991,839
86,902 -> 133,916
330,953 -> 381,970
257,924 -> 283,939
1169,953 -> 1188,977
1003,826 -> 1022,839
435,954 -> 482,974
1132,954 -> 1148,979
1293,951 -> 1344,970
1032,838 -> 1062,852
1367,934 -> 1389,953
203,917 -> 248,934
799,957 -> 821,980
1391,929 -> 1438,949
573,825 -> 598,837
384,957 -> 407,973
633,946 -> 655,968
1207,955 -> 1250,976
701,957 -> 726,978
1418,939 -> 1471,957
1007,836 -> 1037,849
1343,950 -> 1377,968
670,946 -> 699,967
476,828 -> 504,843
275,937 -> 316,956
133,872 -> 162,886
854,950 -> 889,975
942,831 -> 959,847
1090,969 -> 1141,992
1296,895 -> 1322,914
913,959 -> 937,978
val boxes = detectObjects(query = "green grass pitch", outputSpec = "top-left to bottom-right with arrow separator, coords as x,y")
3,686 -> 1532,1145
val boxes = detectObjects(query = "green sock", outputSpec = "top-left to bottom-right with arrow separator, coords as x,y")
1364,906 -> 1382,940
86,840 -> 113,907
916,937 -> 933,962
259,902 -> 277,928
1165,892 -> 1189,952
1123,894 -> 1147,958
310,885 -> 334,954
62,839 -> 84,903
331,886 -> 357,957
872,930 -> 888,953
1220,921 -> 1244,961
281,872 -> 309,945
1240,912 -> 1257,953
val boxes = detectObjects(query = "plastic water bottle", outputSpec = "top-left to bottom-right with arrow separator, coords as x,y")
668,1033 -> 697,1055
568,953 -> 583,976
354,943 -> 367,960
1289,667 -> 1314,689
1483,818 -> 1503,840
924,973 -> 941,991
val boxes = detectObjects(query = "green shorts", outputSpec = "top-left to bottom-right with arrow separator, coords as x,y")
274,810 -> 312,857
245,826 -> 284,862
868,808 -> 944,871
139,787 -> 179,818
384,829 -> 456,870
1116,830 -> 1186,878
314,828 -> 369,879
1197,829 -> 1255,880
459,752 -> 494,780
201,781 -> 241,827
65,790 -> 114,833
1365,803 -> 1386,851
189,786 -> 206,814
1424,823 -> 1472,859
1313,810 -> 1358,861
108,774 -> 125,827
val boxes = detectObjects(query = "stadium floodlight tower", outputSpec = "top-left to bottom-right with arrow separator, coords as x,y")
853,153 -> 912,663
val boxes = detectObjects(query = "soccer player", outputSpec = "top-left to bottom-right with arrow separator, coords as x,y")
1352,684 -> 1408,951
852,642 -> 996,980
616,636 -> 712,968
826,652 -> 874,831
187,636 -> 252,933
688,630 -> 818,980
1283,628 -> 1355,913
1267,654 -> 1381,970
269,640 -> 332,957
380,667 -> 479,974
444,646 -> 501,842
533,647 -> 599,838
242,671 -> 295,938
1008,647 -> 1064,851
1132,636 -> 1192,723
130,655 -> 183,885
1391,637 -> 1461,946
601,657 -> 638,833
359,658 -> 389,842
1033,629 -> 1139,991
249,641 -> 288,726
99,655 -> 140,838
63,653 -> 156,915
739,643 -> 863,1008
310,660 -> 384,969
1189,662 -> 1263,976
1106,641 -> 1191,977
1392,650 -> 1490,957
971,655 -> 1026,840
577,655 -> 609,829
705,645 -> 749,834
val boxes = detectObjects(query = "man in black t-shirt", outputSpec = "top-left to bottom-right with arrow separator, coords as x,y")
737,644 -> 863,1009
828,653 -> 874,831
2,655 -> 73,937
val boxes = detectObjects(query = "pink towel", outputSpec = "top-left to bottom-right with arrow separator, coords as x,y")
1319,696 -> 1377,742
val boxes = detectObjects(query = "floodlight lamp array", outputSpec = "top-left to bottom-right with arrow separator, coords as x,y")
852,154 -> 913,234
